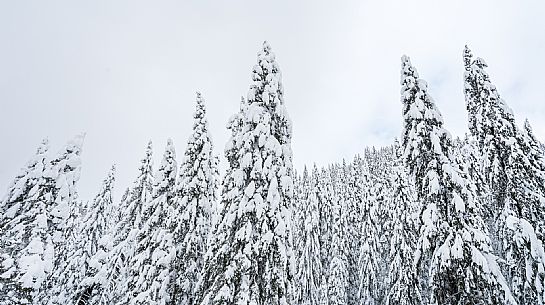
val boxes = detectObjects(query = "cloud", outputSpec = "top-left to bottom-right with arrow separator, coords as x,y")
0,0 -> 543,200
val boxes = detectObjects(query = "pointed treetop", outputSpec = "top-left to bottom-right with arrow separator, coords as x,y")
144,140 -> 153,159
106,164 -> 116,184
400,55 -> 419,80
195,91 -> 206,116
263,40 -> 274,55
155,138 -> 177,197
249,41 -> 283,109
524,118 -> 534,134
193,92 -> 210,134
463,45 -> 473,70
134,140 -> 154,184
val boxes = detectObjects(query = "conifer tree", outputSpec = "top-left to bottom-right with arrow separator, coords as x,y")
175,92 -> 219,305
125,139 -> 177,305
464,46 -> 545,304
196,41 -> 295,305
0,140 -> 51,304
318,167 -> 333,277
35,135 -> 84,305
326,189 -> 348,305
401,55 -> 514,305
103,141 -> 154,304
384,155 -> 421,305
295,167 -> 322,305
354,155 -> 384,305
344,157 -> 367,305
45,165 -> 115,305
75,165 -> 116,304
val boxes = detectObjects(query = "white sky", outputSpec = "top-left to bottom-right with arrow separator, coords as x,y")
1,0 -> 544,201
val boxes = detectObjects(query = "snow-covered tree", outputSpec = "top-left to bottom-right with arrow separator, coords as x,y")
384,156 -> 421,305
464,46 -> 545,305
103,141 -> 154,304
356,182 -> 380,305
326,194 -> 348,305
196,41 -> 295,305
0,140 -> 51,304
318,167 -> 333,278
295,167 -> 322,305
75,165 -> 116,304
343,157 -> 369,305
174,92 -> 219,305
125,139 -> 177,305
45,165 -> 115,305
32,135 -> 84,305
400,55 -> 514,305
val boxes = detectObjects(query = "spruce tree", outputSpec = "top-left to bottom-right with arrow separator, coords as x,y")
76,165 -> 116,304
36,135 -> 84,305
295,167 -> 322,305
400,55 -> 514,305
196,41 -> 295,305
344,157 -> 367,305
175,92 -> 219,305
125,139 -> 177,305
384,155 -> 421,305
464,46 -> 545,304
103,141 -> 154,304
318,166 -> 333,278
0,140 -> 51,304
326,187 -> 348,305
356,181 -> 380,305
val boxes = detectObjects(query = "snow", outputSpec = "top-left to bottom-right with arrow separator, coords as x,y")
4,202 -> 20,219
452,192 -> 465,213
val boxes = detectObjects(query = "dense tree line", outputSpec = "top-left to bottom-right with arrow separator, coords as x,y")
1,43 -> 544,305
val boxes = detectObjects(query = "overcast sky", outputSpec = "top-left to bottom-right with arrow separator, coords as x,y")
1,0 -> 544,200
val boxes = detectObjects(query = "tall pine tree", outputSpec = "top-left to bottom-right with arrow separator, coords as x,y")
103,141 -> 154,304
76,165 -> 116,304
0,140 -> 51,304
401,55 -> 513,305
295,167 -> 322,305
384,151 -> 421,305
464,46 -> 545,305
196,41 -> 295,305
175,92 -> 219,305
125,139 -> 177,305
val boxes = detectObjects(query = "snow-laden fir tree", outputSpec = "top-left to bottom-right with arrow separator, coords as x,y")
125,139 -> 177,305
344,157 -> 369,305
103,141 -> 154,304
318,167 -> 333,278
326,184 -> 349,305
314,166 -> 333,305
175,92 -> 219,305
75,165 -> 116,304
400,55 -> 514,305
34,135 -> 84,305
383,150 -> 421,305
293,166 -> 310,267
356,159 -> 381,305
196,41 -> 295,305
45,165 -> 115,305
295,167 -> 322,305
464,46 -> 545,305
0,140 -> 51,305
456,135 -> 492,222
